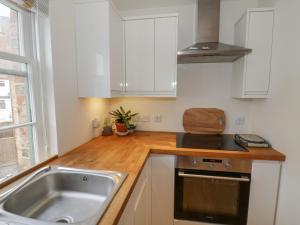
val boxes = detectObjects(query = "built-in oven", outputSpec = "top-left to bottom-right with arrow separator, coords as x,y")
175,156 -> 252,225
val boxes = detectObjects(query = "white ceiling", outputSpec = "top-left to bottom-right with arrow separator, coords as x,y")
112,0 -> 197,11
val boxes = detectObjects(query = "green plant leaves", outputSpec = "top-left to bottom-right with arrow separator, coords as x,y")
109,106 -> 138,128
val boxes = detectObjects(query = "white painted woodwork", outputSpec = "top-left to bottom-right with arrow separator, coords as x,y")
118,159 -> 151,225
124,14 -> 178,96
75,8 -> 177,98
110,5 -> 125,93
125,19 -> 155,92
247,160 -> 281,225
151,154 -> 175,225
232,8 -> 274,98
74,0 -> 124,98
133,179 -> 149,225
155,17 -> 178,92
118,196 -> 134,225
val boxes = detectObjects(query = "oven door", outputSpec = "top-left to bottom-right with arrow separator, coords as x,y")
174,169 -> 251,225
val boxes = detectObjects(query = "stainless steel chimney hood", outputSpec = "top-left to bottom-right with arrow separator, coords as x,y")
177,0 -> 251,64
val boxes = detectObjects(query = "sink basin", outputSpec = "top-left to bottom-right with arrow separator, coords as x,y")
0,166 -> 127,225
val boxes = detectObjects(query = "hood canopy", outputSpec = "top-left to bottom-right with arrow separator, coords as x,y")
177,0 -> 251,64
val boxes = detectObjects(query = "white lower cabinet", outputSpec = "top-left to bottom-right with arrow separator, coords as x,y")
118,154 -> 175,225
247,160 -> 281,225
151,154 -> 176,225
118,157 -> 281,225
118,159 -> 151,225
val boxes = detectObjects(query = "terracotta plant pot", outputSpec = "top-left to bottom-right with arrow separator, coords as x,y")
115,122 -> 127,132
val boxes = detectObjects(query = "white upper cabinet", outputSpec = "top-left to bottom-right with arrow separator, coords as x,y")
74,0 -> 124,98
155,17 -> 178,92
232,8 -> 274,98
110,5 -> 125,93
125,19 -> 155,92
125,15 -> 178,97
74,3 -> 178,98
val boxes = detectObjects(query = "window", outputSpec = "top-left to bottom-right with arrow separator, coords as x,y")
0,0 -> 49,182
0,2 -> 20,55
0,99 -> 5,109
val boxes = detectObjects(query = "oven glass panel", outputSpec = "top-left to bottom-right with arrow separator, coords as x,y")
175,169 -> 251,225
182,177 -> 240,216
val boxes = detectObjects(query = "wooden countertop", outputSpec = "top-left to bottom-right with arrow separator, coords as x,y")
48,131 -> 285,225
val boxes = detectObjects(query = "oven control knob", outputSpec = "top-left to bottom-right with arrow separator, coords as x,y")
225,161 -> 232,168
208,164 -> 214,168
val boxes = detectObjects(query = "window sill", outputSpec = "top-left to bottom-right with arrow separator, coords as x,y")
0,155 -> 58,190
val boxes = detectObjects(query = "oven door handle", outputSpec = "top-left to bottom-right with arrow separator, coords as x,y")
178,171 -> 250,182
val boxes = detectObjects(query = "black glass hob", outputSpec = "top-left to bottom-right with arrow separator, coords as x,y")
176,133 -> 247,152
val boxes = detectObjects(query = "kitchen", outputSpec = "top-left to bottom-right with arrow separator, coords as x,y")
0,0 -> 298,225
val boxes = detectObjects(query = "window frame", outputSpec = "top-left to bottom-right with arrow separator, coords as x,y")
0,99 -> 6,109
0,0 -> 48,166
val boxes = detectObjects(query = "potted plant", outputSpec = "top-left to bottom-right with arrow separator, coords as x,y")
109,106 -> 138,133
128,124 -> 137,133
102,117 -> 113,136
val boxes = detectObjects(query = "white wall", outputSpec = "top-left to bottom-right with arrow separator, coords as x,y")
110,0 -> 257,133
49,0 -> 110,155
113,0 -> 197,12
47,0 -> 298,224
251,0 -> 300,224
111,63 -> 252,133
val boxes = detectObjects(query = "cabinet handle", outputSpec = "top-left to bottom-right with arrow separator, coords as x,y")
178,171 -> 250,182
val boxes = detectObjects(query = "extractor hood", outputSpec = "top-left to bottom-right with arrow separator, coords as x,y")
177,0 -> 252,64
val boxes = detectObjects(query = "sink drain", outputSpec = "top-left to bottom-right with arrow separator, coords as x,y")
55,216 -> 74,223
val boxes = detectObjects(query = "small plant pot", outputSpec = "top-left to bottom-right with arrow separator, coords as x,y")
102,127 -> 113,136
115,122 -> 127,132
128,124 -> 136,133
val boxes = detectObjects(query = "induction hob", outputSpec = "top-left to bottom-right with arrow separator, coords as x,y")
176,133 -> 247,152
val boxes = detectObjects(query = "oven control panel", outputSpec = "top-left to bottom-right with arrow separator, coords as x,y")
177,156 -> 252,173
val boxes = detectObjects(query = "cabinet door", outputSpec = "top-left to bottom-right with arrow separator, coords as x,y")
155,17 -> 177,92
118,159 -> 151,225
74,1 -> 110,97
133,159 -> 151,225
118,197 -> 134,225
134,178 -> 149,225
151,154 -> 175,225
247,161 -> 281,225
110,6 -> 124,92
245,11 -> 274,94
125,19 -> 155,92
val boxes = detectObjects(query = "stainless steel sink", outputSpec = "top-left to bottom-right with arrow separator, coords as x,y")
0,166 -> 127,225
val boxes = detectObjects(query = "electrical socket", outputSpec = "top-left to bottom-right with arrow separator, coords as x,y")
140,115 -> 150,122
153,114 -> 162,123
92,118 -> 100,128
235,116 -> 246,126
132,115 -> 140,122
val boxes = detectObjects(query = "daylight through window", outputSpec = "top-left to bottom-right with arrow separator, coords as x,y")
0,0 -> 47,182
